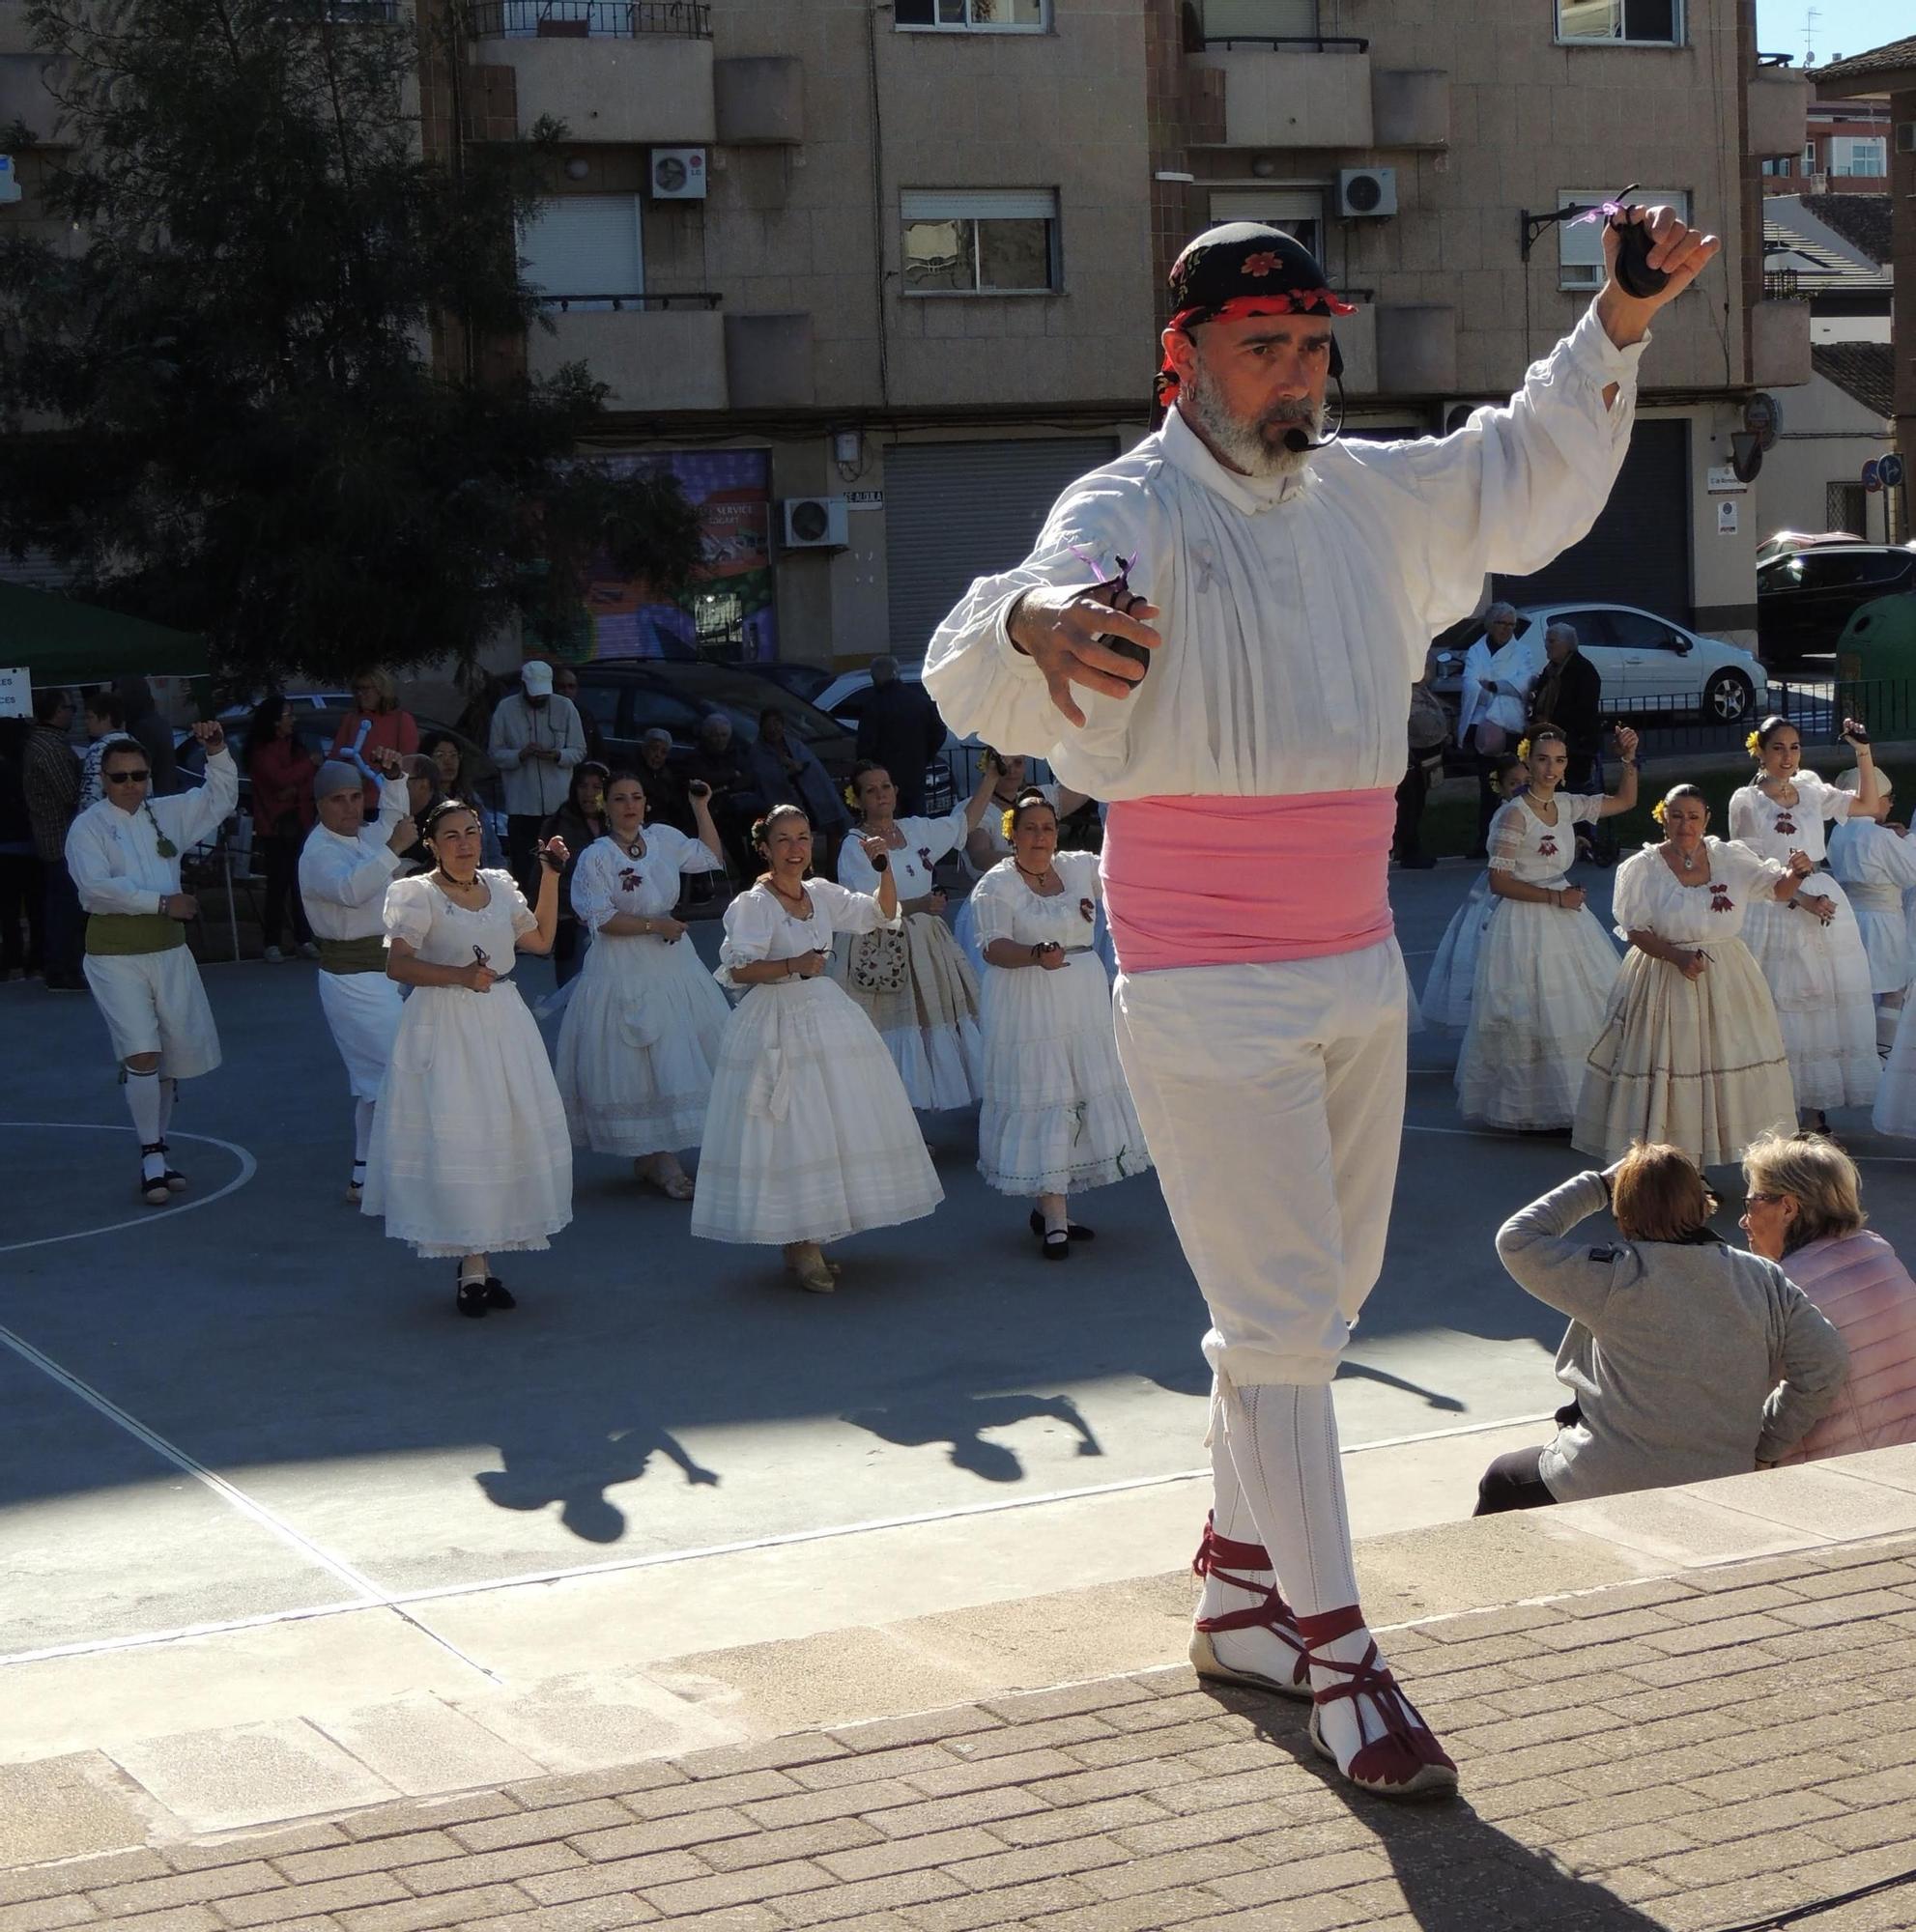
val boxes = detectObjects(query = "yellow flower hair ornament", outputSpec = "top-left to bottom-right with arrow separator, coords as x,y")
1516,737 -> 1531,762
1745,728 -> 1762,757
1651,798 -> 1667,826
1001,808 -> 1017,839
843,782 -> 860,810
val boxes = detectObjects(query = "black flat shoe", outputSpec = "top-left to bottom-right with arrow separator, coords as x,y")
157,1142 -> 187,1193
483,1276 -> 516,1310
1029,1209 -> 1095,1242
456,1276 -> 489,1319
139,1143 -> 170,1208
1042,1229 -> 1071,1261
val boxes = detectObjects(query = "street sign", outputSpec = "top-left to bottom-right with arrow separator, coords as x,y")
0,668 -> 30,719
1706,465 -> 1748,494
1882,454 -> 1906,490
1863,459 -> 1882,494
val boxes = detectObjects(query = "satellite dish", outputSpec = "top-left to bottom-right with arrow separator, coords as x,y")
1744,392 -> 1783,452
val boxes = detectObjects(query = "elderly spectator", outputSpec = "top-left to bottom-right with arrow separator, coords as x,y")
855,657 -> 946,819
489,661 -> 586,898
747,707 -> 849,845
329,667 -> 418,772
1458,606 -> 1540,859
1477,1146 -> 1848,1513
634,728 -> 693,835
23,688 -> 85,989
552,666 -> 606,765
1741,1131 -> 1916,1463
1530,620 -> 1608,864
685,713 -> 762,870
114,676 -> 179,797
77,690 -> 128,814
243,696 -> 321,962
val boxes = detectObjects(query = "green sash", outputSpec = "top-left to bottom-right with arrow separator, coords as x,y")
317,933 -> 387,976
86,914 -> 186,957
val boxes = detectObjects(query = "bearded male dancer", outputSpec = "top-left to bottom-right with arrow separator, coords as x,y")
926,209 -> 1718,1797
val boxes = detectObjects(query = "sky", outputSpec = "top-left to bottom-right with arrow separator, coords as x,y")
1754,0 -> 1905,67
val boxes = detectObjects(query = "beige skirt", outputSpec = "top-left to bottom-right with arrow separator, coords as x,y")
1572,939 -> 1797,1169
829,911 -> 984,1110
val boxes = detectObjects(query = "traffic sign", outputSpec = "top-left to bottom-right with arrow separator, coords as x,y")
1882,453 -> 1906,490
1863,459 -> 1882,494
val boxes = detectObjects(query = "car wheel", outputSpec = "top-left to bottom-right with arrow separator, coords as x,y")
1702,668 -> 1753,724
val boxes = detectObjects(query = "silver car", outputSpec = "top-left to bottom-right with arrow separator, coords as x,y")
1429,603 -> 1768,729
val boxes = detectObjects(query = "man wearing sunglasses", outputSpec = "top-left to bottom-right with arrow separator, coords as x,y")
65,722 -> 238,1205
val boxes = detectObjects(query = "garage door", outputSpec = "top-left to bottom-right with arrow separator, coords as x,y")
885,438 -> 1120,660
1495,418 -> 1692,627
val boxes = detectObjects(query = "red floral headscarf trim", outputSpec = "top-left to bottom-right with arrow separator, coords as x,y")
1156,290 -> 1357,405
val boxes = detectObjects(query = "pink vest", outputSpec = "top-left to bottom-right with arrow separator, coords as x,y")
1779,1230 -> 1916,1463
1101,791 -> 1397,974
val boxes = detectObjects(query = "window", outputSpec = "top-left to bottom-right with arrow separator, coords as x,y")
1803,141 -> 1817,168
901,189 -> 1058,296
519,195 -> 643,308
895,0 -> 1048,28
1558,0 -> 1679,43
1604,610 -> 1687,652
1197,0 -> 1319,41
1208,187 -> 1325,265
1833,137 -> 1886,177
1760,156 -> 1794,177
1557,186 -> 1689,291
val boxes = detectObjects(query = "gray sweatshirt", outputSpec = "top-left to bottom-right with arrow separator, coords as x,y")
1495,1173 -> 1849,1504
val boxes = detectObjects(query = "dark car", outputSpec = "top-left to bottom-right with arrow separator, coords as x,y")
1758,543 -> 1916,668
714,658 -> 838,707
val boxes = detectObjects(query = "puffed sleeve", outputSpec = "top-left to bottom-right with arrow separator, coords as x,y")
496,869 -> 538,938
570,840 -> 615,932
811,878 -> 901,936
1486,801 -> 1526,873
1566,792 -> 1605,826
1717,840 -> 1789,900
970,866 -> 1018,951
915,804 -> 972,867
837,832 -> 879,894
716,890 -> 777,979
1727,785 -> 1763,844
652,822 -> 723,874
1610,851 -> 1657,939
382,874 -> 435,950
1795,771 -> 1845,824
1061,848 -> 1102,902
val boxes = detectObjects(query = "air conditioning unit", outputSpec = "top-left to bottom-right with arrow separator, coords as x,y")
1439,399 -> 1487,436
781,497 -> 849,550
648,147 -> 707,201
1335,167 -> 1397,219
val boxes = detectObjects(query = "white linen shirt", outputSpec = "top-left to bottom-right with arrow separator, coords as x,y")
924,305 -> 1645,801
298,778 -> 410,941
65,752 -> 239,915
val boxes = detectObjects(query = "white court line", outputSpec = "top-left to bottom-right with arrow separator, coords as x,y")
0,1407 -> 1557,1671
0,1122 -> 257,1254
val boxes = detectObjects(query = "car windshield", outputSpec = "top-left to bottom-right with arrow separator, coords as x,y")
663,665 -> 844,746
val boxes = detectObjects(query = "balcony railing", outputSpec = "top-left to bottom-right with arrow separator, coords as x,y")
1763,268 -> 1801,299
467,0 -> 711,39
1192,32 -> 1367,50
539,291 -> 722,311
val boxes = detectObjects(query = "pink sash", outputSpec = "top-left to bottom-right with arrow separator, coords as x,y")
1101,791 -> 1397,974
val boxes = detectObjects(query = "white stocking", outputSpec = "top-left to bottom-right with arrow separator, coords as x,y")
125,1069 -> 163,1176
157,1076 -> 176,1140
1197,1384 -> 1298,1685
354,1098 -> 376,1167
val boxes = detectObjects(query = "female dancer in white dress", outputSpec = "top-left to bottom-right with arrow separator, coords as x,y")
695,804 -> 944,1293
1455,726 -> 1637,1129
1729,716 -> 1881,1129
1827,772 -> 1916,1058
833,759 -> 995,1109
555,772 -> 729,1198
1421,755 -> 1524,1032
972,788 -> 1153,1257
1574,784 -> 1811,1167
955,750 -> 1088,973
361,801 -> 573,1316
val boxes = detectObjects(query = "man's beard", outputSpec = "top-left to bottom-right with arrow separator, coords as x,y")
1180,360 -> 1323,478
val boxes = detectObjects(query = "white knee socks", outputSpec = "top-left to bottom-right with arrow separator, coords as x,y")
157,1076 -> 176,1140
125,1069 -> 163,1175
354,1098 -> 376,1166
1219,1381 -> 1359,1617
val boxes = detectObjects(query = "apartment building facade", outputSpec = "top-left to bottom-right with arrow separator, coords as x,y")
1,0 -> 1810,660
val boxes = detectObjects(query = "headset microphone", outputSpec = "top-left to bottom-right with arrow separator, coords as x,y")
1280,365 -> 1348,456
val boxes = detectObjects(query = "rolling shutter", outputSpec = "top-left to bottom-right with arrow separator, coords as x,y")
1495,417 -> 1692,626
519,196 -> 643,301
884,437 -> 1119,658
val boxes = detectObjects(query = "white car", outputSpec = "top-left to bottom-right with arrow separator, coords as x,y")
1429,603 -> 1767,728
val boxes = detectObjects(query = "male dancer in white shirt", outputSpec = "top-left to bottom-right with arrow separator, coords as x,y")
66,723 -> 238,1205
927,208 -> 1717,1798
298,753 -> 418,1201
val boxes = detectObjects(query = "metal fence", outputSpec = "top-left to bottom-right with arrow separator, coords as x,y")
466,0 -> 711,38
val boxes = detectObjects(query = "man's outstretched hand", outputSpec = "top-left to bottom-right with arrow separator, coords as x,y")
1007,581 -> 1161,729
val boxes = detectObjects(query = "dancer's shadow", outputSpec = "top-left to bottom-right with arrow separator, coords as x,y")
477,1419 -> 720,1543
1337,1361 -> 1469,1413
843,1392 -> 1102,1484
1198,1685 -> 1665,1930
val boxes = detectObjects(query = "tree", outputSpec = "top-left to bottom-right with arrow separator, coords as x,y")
0,0 -> 703,687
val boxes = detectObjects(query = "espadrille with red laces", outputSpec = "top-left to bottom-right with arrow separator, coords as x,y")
1299,1604 -> 1458,1800
1187,1514 -> 1310,1700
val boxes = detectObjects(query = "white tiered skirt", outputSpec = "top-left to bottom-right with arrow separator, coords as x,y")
1742,880 -> 1879,1111
830,911 -> 984,1111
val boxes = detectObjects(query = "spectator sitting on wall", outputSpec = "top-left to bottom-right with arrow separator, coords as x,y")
855,657 -> 946,820
685,714 -> 763,869
747,706 -> 849,846
635,727 -> 694,835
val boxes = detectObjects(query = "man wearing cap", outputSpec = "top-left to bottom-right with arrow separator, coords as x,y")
489,660 -> 586,898
299,750 -> 418,1203
66,723 -> 238,1205
927,210 -> 1718,1799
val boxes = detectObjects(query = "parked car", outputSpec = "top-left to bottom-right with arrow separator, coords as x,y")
714,658 -> 838,706
1758,543 -> 1916,668
812,664 -> 965,816
1429,603 -> 1768,735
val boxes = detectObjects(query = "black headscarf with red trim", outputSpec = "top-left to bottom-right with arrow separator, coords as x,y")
1157,223 -> 1356,409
